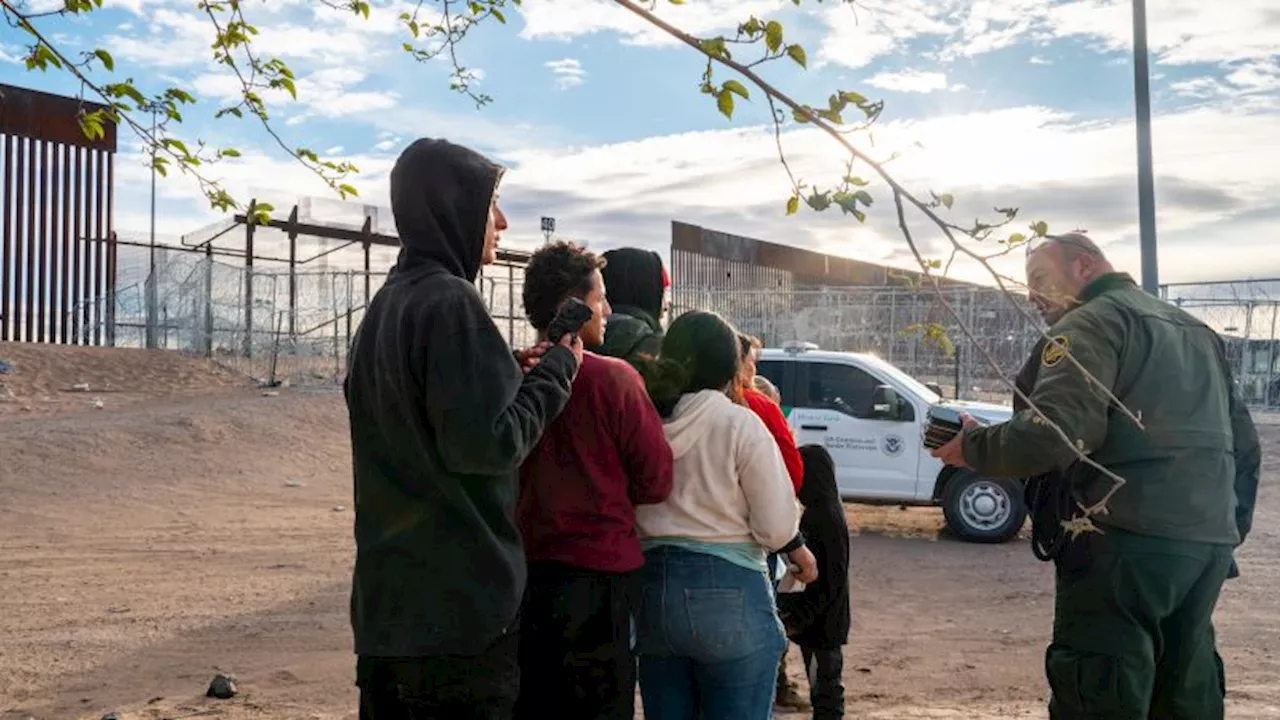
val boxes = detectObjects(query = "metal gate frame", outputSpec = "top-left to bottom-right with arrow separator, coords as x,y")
1,82 -> 117,345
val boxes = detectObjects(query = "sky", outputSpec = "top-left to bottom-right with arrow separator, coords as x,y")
2,0 -> 1279,293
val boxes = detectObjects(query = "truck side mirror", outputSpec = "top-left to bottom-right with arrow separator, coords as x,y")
925,381 -> 943,397
871,385 -> 911,421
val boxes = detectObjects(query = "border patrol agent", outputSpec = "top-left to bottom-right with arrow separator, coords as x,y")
931,233 -> 1261,720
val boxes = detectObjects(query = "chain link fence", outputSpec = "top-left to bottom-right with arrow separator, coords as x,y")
81,240 -> 1280,412
672,285 -> 1044,403
1162,280 -> 1280,410
78,244 -> 532,387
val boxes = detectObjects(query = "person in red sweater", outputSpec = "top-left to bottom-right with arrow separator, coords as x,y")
513,241 -> 674,720
737,334 -> 804,495
737,332 -> 811,711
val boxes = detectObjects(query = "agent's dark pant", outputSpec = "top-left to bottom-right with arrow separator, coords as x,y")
800,647 -> 846,719
1047,528 -> 1233,720
356,626 -> 520,720
514,561 -> 640,720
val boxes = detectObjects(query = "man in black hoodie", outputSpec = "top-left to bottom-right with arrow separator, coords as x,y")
343,138 -> 583,719
590,247 -> 667,365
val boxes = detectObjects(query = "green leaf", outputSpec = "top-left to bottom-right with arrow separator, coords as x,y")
93,48 -> 114,71
698,37 -> 729,59
792,107 -> 811,123
339,183 -> 360,197
1033,220 -> 1049,236
161,138 -> 191,156
716,89 -> 735,119
765,20 -> 783,53
220,147 -> 242,158
1007,232 -> 1027,245
786,194 -> 799,216
840,90 -> 867,105
844,175 -> 868,186
77,112 -> 104,141
722,79 -> 749,99
832,191 -> 858,215
805,190 -> 831,212
784,44 -> 807,69
854,190 -> 874,206
939,193 -> 954,210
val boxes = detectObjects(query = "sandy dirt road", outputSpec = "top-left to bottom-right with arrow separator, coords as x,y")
1,344 -> 1276,719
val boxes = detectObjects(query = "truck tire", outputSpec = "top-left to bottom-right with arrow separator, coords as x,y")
941,471 -> 1027,543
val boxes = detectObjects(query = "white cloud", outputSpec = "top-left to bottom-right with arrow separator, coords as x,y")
116,101 -> 1280,288
817,0 -> 956,69
1043,0 -> 1280,65
811,0 -> 1280,70
545,57 -> 586,90
866,69 -> 948,93
1029,55 -> 1051,65
517,0 -> 788,46
104,0 -> 416,69
0,44 -> 21,64
482,103 -> 1280,286
1167,59 -> 1280,107
188,66 -> 398,126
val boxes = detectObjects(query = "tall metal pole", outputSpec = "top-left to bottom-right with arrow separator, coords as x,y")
146,102 -> 159,348
1132,0 -> 1159,294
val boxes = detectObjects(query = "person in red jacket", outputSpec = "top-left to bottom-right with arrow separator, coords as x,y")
736,333 -> 810,710
737,334 -> 804,494
514,241 -> 674,720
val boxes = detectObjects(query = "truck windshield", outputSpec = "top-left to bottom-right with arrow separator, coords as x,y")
861,355 -> 942,404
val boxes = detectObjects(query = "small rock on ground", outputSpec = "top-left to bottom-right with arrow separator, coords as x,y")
207,673 -> 238,699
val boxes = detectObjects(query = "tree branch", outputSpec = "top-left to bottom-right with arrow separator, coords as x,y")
612,0 -> 1136,524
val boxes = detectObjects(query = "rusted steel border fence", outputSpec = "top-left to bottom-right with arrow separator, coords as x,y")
1,83 -> 118,346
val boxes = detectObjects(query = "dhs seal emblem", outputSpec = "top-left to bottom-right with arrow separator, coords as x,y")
881,434 -> 904,457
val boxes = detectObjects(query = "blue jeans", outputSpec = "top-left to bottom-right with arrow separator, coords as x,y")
635,546 -> 787,720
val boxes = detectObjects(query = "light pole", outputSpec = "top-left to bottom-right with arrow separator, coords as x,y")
143,100 -> 160,348
1132,0 -> 1159,294
540,216 -> 556,244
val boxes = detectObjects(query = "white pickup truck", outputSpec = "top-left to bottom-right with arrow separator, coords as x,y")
756,341 -> 1024,543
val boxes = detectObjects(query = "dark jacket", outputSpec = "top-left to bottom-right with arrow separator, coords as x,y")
342,138 -> 577,657
964,272 -> 1260,546
777,444 -> 851,650
1015,337 -> 1078,562
592,247 -> 666,365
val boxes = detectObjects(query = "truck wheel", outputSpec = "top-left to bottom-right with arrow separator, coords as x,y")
941,471 -> 1027,543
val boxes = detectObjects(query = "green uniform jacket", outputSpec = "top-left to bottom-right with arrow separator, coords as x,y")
591,304 -> 663,366
963,272 -> 1261,546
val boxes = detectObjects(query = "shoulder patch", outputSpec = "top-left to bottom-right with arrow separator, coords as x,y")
1041,335 -> 1070,368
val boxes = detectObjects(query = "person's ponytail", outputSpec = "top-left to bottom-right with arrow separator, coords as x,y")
631,309 -> 743,419
634,354 -> 689,419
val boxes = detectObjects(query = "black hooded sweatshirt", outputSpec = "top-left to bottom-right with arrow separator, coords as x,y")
342,138 -> 577,657
592,247 -> 666,364
776,444 -> 851,650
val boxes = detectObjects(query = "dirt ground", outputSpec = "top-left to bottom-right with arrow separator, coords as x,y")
1,343 -> 1278,720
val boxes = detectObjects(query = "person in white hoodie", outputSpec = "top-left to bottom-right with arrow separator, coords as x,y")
632,309 -> 819,720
